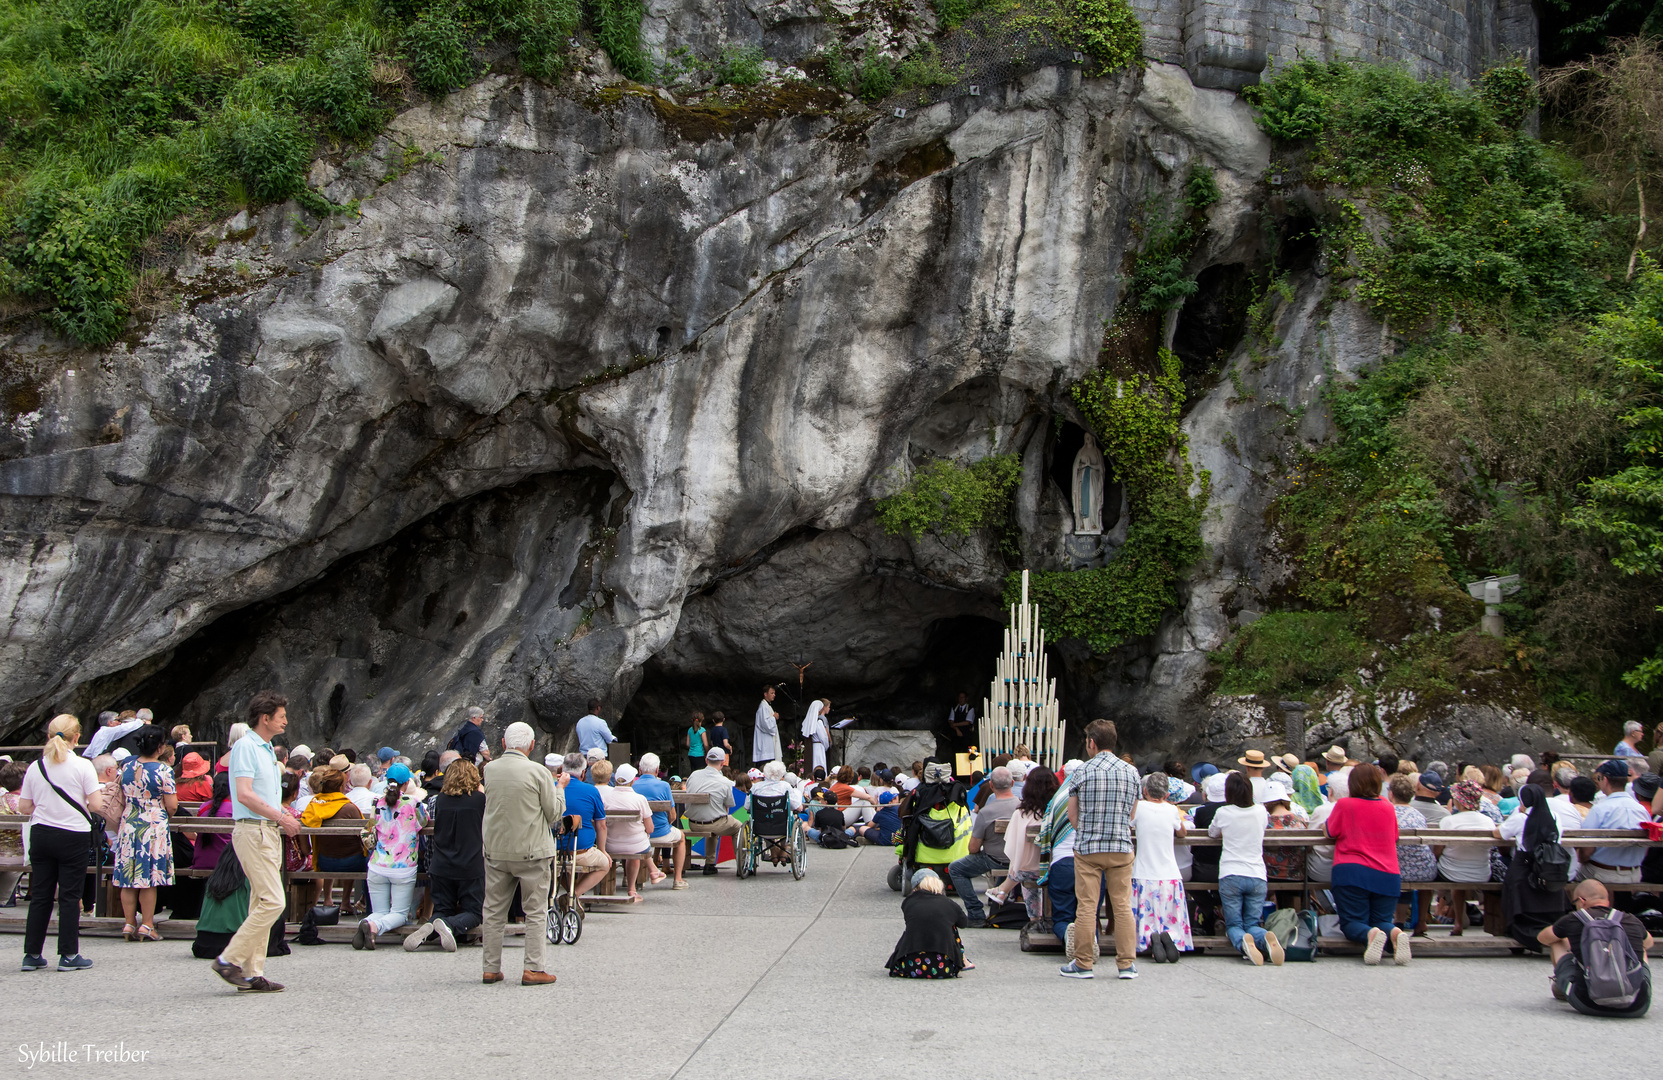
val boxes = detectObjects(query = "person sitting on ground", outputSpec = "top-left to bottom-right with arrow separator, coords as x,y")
831,765 -> 879,826
900,760 -> 971,882
885,869 -> 972,979
1326,763 -> 1409,965
950,766 -> 1017,927
1210,771 -> 1279,966
1131,772 -> 1192,960
634,753 -> 689,890
555,752 -> 612,898
594,761 -> 654,902
403,758 -> 486,952
854,790 -> 903,846
301,766 -> 365,918
807,792 -> 850,846
987,764 -> 1058,919
1539,879 -> 1652,1017
354,764 -> 429,950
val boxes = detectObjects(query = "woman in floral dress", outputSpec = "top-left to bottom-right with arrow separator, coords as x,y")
112,726 -> 177,941
1131,772 -> 1194,957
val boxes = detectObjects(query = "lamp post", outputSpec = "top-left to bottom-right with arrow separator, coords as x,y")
1465,575 -> 1521,638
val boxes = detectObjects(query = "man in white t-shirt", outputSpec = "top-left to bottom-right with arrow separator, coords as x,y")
593,761 -> 654,901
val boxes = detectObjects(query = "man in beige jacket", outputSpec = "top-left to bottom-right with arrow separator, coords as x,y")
480,721 -> 564,985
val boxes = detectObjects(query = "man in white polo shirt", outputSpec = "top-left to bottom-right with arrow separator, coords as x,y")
211,690 -> 299,993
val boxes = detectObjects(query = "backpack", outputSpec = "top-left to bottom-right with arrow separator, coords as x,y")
1576,909 -> 1646,1008
985,896 -> 1028,929
816,825 -> 851,849
1284,909 -> 1320,961
1528,838 -> 1574,893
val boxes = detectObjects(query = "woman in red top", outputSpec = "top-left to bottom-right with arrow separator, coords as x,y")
1325,763 -> 1410,965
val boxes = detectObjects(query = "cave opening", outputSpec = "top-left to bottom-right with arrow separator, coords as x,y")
1172,262 -> 1255,405
619,613 -> 1004,765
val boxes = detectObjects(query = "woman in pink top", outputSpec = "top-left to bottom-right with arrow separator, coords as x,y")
1325,763 -> 1409,965
594,761 -> 654,901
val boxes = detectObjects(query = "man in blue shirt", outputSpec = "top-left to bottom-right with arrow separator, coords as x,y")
630,753 -> 687,889
1577,760 -> 1652,887
554,751 -> 612,899
213,689 -> 299,994
575,700 -> 616,756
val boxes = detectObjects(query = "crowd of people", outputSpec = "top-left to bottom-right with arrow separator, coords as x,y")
4,698 -> 1658,1016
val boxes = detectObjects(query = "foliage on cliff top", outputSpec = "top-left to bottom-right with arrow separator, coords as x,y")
876,453 -> 1022,541
0,0 -> 579,345
1246,59 -> 1621,330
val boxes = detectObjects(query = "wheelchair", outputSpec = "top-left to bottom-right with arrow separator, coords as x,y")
735,793 -> 806,880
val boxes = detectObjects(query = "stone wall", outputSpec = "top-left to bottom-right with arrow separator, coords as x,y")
1132,0 -> 1537,90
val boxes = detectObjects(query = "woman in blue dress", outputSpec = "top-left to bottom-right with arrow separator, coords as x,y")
112,725 -> 177,941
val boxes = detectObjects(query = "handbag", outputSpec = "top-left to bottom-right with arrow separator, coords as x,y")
309,903 -> 340,926
915,810 -> 956,849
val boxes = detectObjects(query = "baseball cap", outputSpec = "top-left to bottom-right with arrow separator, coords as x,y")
1006,759 -> 1032,779
878,791 -> 896,804
615,763 -> 638,784
291,744 -> 313,759
746,768 -> 764,780
544,753 -> 562,767
377,746 -> 398,763
586,746 -> 606,760
1596,759 -> 1632,779
1417,771 -> 1446,792
706,747 -> 727,762
385,763 -> 412,785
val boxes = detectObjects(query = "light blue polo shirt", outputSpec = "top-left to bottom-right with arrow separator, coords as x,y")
228,729 -> 280,820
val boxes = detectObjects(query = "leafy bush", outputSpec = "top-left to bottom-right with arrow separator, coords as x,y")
403,5 -> 474,96
592,0 -> 650,81
1128,205 -> 1199,312
1480,61 -> 1536,131
896,45 -> 958,91
1241,62 -> 1326,140
932,0 -> 979,30
224,108 -> 311,201
714,45 -> 766,88
1184,163 -> 1219,211
876,454 -> 1021,539
297,38 -> 379,136
857,51 -> 895,101
233,0 -> 303,56
512,0 -> 581,80
1215,612 -> 1371,696
10,193 -> 131,343
1065,0 -> 1141,75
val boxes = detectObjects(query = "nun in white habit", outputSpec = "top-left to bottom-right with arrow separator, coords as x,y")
802,700 -> 831,774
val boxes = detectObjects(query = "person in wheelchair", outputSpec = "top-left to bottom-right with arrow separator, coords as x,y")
751,760 -> 803,810
741,762 -> 808,877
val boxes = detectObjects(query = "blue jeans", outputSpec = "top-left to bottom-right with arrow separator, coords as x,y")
1333,883 -> 1398,944
364,869 -> 416,935
1047,857 -> 1076,946
949,852 -> 1004,921
1219,874 -> 1268,954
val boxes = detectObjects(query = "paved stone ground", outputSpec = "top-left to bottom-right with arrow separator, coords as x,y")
4,845 -> 1654,1078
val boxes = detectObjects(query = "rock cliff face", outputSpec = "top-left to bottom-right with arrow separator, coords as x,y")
0,11 -> 1574,764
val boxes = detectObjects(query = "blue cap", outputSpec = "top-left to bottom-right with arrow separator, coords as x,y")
878,791 -> 896,804
385,763 -> 412,785
377,747 -> 398,762
1596,759 -> 1633,779
1191,762 -> 1219,784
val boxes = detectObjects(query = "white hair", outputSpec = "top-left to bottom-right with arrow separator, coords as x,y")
1328,772 -> 1350,800
503,722 -> 535,751
639,752 -> 661,775
438,750 -> 460,768
764,759 -> 787,781
349,763 -> 373,788
467,705 -> 485,719
226,722 -> 249,746
92,754 -> 117,779
989,766 -> 1013,791
1625,721 -> 1645,736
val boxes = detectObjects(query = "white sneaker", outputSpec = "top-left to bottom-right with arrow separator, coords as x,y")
1064,922 -> 1100,959
1364,927 -> 1387,966
402,922 -> 434,952
1117,964 -> 1139,980
1393,931 -> 1411,966
1242,937 -> 1264,966
433,919 -> 457,953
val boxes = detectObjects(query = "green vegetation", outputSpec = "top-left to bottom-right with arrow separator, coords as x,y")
712,44 -> 765,88
592,0 -> 648,81
1216,612 -> 1370,697
1228,58 -> 1663,729
876,453 -> 1022,540
1018,349 -> 1210,652
0,0 -> 580,344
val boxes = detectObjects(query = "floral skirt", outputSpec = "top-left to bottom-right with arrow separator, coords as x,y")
112,819 -> 173,888
1132,877 -> 1192,953
888,952 -> 959,979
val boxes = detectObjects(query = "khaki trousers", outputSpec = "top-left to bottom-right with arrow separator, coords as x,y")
482,856 -> 552,975
1073,850 -> 1135,971
223,821 -> 285,979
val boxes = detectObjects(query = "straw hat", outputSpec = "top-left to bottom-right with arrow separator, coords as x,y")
1237,749 -> 1271,769
1322,745 -> 1349,765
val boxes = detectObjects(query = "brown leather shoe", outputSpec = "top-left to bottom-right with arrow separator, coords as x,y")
238,977 -> 284,993
482,972 -> 504,984
521,970 -> 557,986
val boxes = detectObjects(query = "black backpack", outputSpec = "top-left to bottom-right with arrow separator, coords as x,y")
1528,837 -> 1574,893
817,825 -> 852,849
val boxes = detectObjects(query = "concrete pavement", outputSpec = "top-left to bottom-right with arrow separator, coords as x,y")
3,845 -> 1653,1078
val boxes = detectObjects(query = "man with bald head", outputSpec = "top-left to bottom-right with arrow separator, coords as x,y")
1539,879 -> 1652,1017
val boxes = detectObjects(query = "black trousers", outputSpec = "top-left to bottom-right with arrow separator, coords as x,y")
431,873 -> 484,935
26,825 -> 90,958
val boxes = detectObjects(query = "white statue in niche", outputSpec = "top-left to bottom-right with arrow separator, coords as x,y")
1072,433 -> 1106,535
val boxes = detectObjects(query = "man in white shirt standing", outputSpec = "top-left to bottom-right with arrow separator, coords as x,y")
212,690 -> 299,993
752,686 -> 779,765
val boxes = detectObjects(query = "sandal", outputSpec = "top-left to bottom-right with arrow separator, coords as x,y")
136,926 -> 163,942
122,925 -> 136,941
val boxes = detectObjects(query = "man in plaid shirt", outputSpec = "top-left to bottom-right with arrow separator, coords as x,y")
1060,719 -> 1140,980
